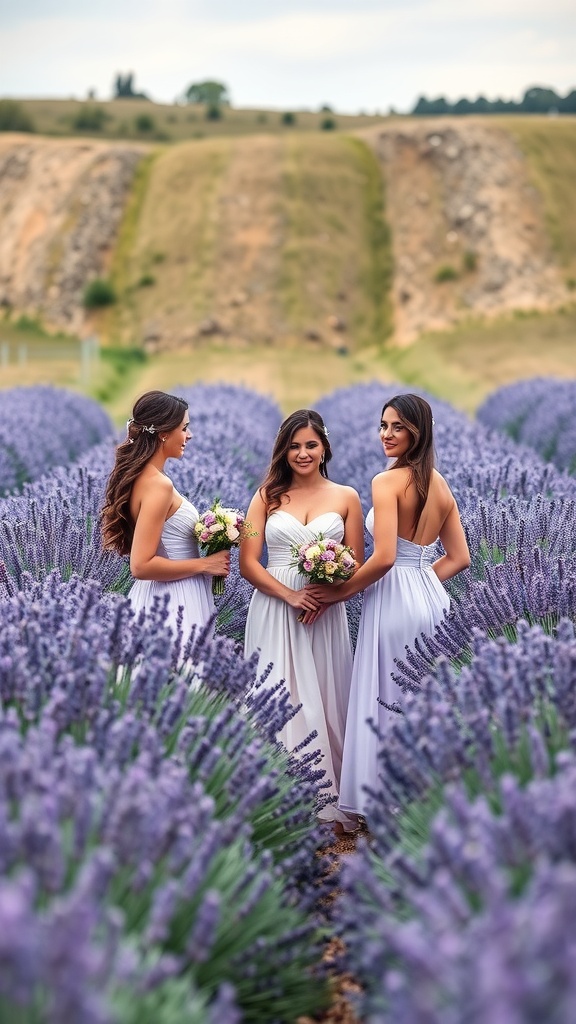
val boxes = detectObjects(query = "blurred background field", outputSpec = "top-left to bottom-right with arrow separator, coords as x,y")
0,111 -> 575,424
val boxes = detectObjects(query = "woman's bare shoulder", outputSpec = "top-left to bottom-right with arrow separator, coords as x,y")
133,467 -> 173,502
431,469 -> 456,504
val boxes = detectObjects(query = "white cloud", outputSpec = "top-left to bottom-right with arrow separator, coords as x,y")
0,1 -> 574,111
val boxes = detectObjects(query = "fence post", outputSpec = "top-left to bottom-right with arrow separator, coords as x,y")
18,343 -> 27,366
80,335 -> 98,385
0,342 -> 9,367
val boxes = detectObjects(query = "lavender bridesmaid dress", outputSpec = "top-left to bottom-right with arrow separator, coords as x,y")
128,496 -> 215,645
244,509 -> 358,831
339,507 -> 450,818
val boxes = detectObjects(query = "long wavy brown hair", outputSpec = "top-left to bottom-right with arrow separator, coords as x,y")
260,409 -> 332,515
383,393 -> 435,538
101,390 -> 188,555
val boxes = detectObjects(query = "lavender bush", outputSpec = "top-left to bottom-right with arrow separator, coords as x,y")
0,573 -> 333,1021
0,384 -> 282,636
0,385 -> 113,495
478,377 -> 576,474
341,767 -> 576,1022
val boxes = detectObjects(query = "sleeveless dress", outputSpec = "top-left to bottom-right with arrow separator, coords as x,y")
128,496 -> 215,646
339,507 -> 450,818
244,510 -> 358,831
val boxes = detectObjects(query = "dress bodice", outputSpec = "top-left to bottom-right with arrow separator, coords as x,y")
365,507 -> 437,569
158,496 -> 201,560
266,510 -> 345,568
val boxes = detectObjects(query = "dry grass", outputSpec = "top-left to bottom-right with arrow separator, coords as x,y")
94,302 -> 576,425
91,132 -> 392,355
505,117 -> 576,283
13,97 -> 388,144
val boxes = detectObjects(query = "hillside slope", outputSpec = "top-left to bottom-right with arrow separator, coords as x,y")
0,117 -> 574,348
0,135 -> 146,334
363,117 -> 573,342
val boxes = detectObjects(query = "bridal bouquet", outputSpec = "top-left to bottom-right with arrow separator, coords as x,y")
194,500 -> 246,595
291,533 -> 356,585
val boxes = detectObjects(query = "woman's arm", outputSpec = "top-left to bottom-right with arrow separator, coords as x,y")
308,473 -> 398,604
433,499 -> 470,582
130,477 -> 230,582
239,491 -> 320,613
343,486 -> 366,568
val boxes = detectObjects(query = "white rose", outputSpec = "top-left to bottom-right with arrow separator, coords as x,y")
306,545 -> 321,560
226,525 -> 240,542
209,522 -> 224,533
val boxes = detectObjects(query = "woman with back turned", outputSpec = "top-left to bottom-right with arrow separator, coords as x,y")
307,394 -> 470,820
101,390 -> 230,645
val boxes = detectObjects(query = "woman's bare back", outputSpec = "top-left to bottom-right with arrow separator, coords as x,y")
393,467 -> 455,545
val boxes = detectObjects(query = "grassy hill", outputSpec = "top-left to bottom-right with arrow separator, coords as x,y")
0,111 -> 575,420
10,97 -> 386,143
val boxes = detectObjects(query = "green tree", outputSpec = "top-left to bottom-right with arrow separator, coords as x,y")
184,80 -> 230,105
113,72 -> 149,100
0,100 -> 34,132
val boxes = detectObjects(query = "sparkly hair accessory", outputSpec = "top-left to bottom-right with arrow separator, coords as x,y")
323,425 -> 329,438
126,417 -> 157,442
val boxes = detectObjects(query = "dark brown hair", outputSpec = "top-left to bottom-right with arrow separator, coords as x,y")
382,393 -> 435,537
260,409 -> 332,514
101,390 -> 188,555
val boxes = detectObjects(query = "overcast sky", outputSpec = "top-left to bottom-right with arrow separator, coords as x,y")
0,0 -> 574,114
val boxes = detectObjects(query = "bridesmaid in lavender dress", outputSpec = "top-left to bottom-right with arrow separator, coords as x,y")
101,391 -> 230,646
308,394 -> 470,820
240,409 -> 365,833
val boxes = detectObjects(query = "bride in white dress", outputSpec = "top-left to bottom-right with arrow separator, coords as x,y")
101,391 -> 230,646
308,394 -> 470,820
240,409 -> 364,832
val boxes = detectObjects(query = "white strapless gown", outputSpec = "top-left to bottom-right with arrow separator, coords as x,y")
128,496 -> 215,646
339,507 -> 450,818
244,510 -> 357,831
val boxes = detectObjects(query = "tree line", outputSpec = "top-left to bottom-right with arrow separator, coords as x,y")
412,85 -> 576,116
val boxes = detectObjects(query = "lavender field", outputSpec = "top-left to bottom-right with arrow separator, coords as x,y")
1,379 -> 575,1023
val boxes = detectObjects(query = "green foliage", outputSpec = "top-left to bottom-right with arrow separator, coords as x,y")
134,113 -> 155,133
114,72 -> 149,100
72,104 -> 108,131
320,117 -> 337,131
205,103 -> 222,121
184,80 -> 230,106
83,278 -> 117,308
462,249 -> 478,272
0,99 -> 35,132
435,263 -> 459,282
413,84 -> 576,116
346,137 -> 394,344
281,111 -> 296,126
137,273 -> 156,287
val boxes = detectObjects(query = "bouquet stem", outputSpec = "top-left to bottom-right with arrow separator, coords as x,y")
212,575 -> 225,596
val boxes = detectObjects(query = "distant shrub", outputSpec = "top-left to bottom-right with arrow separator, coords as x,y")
205,103 -> 222,120
320,116 -> 337,131
83,278 -> 116,308
72,105 -> 107,131
462,249 -> 478,272
134,112 -> 155,132
0,99 -> 35,132
281,111 -> 296,126
137,273 -> 155,287
435,263 -> 459,282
